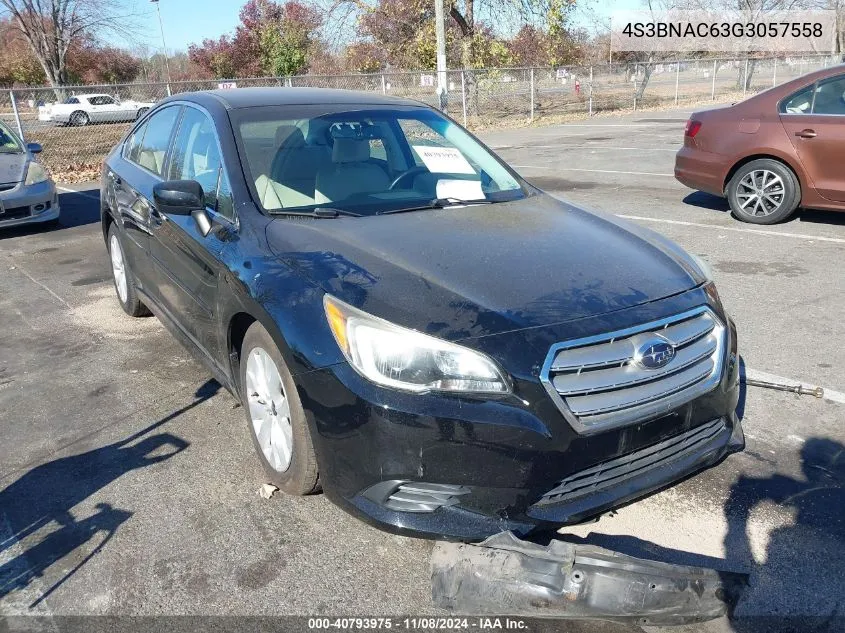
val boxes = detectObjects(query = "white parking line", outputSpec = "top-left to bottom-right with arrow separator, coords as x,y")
619,214 -> 845,245
56,186 -> 99,200
512,165 -> 675,177
498,145 -> 679,152
746,368 -> 845,405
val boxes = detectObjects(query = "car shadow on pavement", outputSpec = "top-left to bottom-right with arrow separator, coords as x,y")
0,378 -> 219,608
681,191 -> 845,228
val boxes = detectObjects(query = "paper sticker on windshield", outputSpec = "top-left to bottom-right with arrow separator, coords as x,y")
412,146 -> 475,174
436,179 -> 483,201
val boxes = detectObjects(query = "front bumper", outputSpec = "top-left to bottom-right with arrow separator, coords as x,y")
296,313 -> 743,540
0,180 -> 59,228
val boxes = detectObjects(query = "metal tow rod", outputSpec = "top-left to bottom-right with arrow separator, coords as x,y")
742,377 -> 824,398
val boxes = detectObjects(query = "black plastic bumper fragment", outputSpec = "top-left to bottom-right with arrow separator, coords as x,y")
431,531 -> 748,626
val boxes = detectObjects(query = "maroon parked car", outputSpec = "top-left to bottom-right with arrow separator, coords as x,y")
675,64 -> 845,224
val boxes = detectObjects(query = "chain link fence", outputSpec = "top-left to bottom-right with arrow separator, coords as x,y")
0,54 -> 839,177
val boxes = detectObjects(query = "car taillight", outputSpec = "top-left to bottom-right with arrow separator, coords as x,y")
685,120 -> 702,138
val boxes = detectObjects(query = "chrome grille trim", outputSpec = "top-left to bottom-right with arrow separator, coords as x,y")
540,307 -> 726,435
536,418 -> 727,505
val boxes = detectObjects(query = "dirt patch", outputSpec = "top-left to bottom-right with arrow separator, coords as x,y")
714,260 -> 809,278
69,286 -> 162,340
524,176 -> 598,191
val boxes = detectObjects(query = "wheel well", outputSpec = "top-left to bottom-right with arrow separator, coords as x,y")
723,154 -> 801,194
101,210 -> 113,241
228,312 -> 257,390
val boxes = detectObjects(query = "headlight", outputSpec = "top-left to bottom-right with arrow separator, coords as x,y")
689,253 -> 714,282
24,161 -> 48,186
324,295 -> 510,394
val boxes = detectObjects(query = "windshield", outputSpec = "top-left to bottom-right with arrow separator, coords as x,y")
232,106 -> 526,216
0,120 -> 22,154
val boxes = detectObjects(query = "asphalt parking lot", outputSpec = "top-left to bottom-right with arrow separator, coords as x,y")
1,108 -> 843,632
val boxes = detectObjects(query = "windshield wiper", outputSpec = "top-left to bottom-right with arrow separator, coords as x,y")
270,207 -> 361,218
378,197 -> 492,216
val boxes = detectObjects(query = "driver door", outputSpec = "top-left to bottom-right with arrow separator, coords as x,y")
149,105 -> 234,360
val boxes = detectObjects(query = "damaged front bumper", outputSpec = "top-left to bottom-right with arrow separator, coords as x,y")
432,531 -> 748,626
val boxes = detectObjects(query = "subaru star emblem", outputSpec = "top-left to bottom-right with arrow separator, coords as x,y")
632,335 -> 676,370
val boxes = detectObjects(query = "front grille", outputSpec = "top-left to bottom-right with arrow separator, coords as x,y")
540,307 -> 726,434
536,418 -> 727,505
362,480 -> 471,513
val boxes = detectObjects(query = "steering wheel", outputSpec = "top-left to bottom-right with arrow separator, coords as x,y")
388,165 -> 430,191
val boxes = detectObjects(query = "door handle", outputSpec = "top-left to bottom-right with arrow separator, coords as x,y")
795,129 -> 817,139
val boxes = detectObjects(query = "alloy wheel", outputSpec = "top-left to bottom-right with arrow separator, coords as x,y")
109,234 -> 128,304
736,169 -> 785,217
245,347 -> 294,473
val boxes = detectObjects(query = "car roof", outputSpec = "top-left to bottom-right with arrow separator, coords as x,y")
167,87 -> 426,110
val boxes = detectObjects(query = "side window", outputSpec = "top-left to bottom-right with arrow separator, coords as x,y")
780,84 -> 815,114
99,96 -> 116,105
811,75 -> 845,115
168,107 -> 225,212
125,121 -> 149,163
133,106 -> 180,176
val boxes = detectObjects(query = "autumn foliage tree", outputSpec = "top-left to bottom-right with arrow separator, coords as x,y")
188,0 -> 323,78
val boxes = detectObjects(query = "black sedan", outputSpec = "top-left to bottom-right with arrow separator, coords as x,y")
100,88 -> 744,540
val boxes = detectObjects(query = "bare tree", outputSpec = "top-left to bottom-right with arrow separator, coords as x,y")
0,0 -> 138,95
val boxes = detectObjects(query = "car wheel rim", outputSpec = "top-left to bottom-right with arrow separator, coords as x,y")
246,347 -> 293,473
736,170 -> 785,216
109,234 -> 128,304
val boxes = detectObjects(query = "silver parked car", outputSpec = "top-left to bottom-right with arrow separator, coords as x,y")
0,120 -> 59,228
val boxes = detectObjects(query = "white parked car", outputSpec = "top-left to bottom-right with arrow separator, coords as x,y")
38,94 -> 155,126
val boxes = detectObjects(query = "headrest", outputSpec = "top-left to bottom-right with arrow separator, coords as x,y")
276,125 -> 304,148
332,138 -> 370,164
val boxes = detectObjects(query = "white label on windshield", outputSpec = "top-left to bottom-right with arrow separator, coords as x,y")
436,179 -> 484,201
412,145 -> 475,174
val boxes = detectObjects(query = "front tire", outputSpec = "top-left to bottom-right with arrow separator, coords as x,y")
107,224 -> 149,317
726,159 -> 800,225
240,322 -> 320,495
69,111 -> 89,127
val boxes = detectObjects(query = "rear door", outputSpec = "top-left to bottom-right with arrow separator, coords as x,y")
779,74 -> 845,203
149,105 -> 236,361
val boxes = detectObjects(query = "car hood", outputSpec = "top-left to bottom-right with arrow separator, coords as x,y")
0,152 -> 27,185
265,193 -> 705,341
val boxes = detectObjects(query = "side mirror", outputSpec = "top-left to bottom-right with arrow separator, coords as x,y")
27,142 -> 42,154
153,180 -> 204,215
153,180 -> 213,237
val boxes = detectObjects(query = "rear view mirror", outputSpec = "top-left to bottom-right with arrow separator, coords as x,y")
27,142 -> 42,154
153,180 -> 213,237
153,180 -> 204,215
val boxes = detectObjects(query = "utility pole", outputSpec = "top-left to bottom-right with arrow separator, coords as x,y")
434,0 -> 447,111
151,0 -> 173,96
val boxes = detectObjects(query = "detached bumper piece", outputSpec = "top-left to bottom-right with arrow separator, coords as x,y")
432,531 -> 748,626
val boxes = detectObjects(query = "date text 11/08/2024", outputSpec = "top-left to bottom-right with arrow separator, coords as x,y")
307,617 -> 529,630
